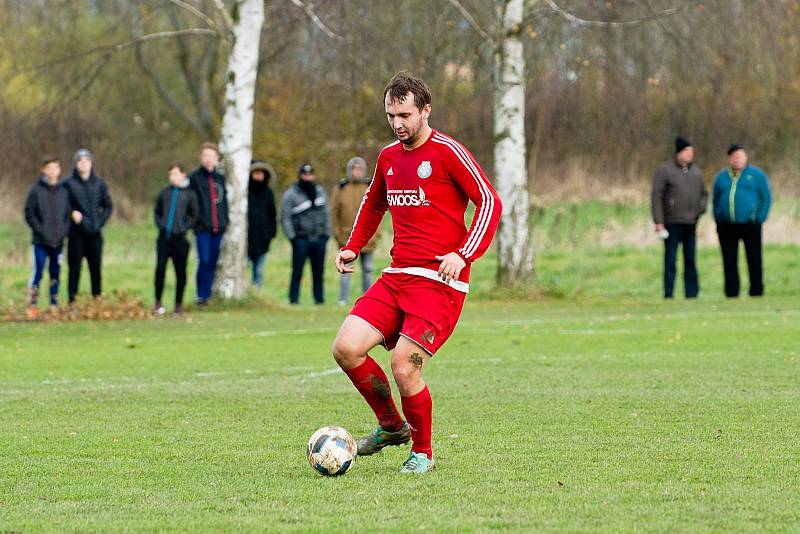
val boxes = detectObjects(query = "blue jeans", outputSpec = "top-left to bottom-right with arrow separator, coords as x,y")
663,223 -> 698,299
29,244 -> 62,305
289,237 -> 327,304
251,253 -> 268,288
195,231 -> 223,301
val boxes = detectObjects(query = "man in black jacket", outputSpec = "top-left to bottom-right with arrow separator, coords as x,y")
188,142 -> 228,305
65,148 -> 113,303
651,137 -> 708,299
153,164 -> 199,316
24,156 -> 71,314
247,160 -> 277,289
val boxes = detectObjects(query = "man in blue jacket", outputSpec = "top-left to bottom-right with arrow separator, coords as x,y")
712,144 -> 771,297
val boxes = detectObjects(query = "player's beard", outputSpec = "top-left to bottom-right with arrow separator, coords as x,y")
397,120 -> 423,146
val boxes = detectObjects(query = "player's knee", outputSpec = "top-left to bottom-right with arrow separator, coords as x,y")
391,359 -> 419,389
332,337 -> 362,368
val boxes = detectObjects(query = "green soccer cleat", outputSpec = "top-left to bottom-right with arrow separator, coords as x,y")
399,452 -> 435,474
356,423 -> 411,456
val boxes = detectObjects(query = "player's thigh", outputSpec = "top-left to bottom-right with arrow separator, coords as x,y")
332,315 -> 384,366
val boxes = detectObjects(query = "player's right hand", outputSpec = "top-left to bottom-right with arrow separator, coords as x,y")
336,249 -> 357,273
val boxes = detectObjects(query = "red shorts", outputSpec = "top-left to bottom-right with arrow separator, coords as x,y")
349,272 -> 467,355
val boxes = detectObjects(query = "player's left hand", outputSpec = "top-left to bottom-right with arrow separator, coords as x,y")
435,252 -> 466,284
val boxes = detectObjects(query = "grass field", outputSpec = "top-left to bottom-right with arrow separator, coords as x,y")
1,203 -> 799,532
2,298 -> 799,532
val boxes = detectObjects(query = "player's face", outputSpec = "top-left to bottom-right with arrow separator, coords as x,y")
385,92 -> 430,146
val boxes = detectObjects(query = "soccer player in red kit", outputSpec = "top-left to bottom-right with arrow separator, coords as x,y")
331,72 -> 502,473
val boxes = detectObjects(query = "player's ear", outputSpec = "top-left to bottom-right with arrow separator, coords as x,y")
422,103 -> 431,120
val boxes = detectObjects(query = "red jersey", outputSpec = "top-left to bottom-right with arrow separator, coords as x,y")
343,129 -> 502,293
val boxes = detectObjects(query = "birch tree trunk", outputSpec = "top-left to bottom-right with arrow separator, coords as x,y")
493,0 -> 533,285
214,0 -> 264,299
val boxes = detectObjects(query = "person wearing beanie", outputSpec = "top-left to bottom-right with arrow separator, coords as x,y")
650,136 -> 708,299
247,159 -> 277,289
65,148 -> 113,303
331,156 -> 378,305
187,142 -> 228,305
712,144 -> 771,297
280,163 -> 332,304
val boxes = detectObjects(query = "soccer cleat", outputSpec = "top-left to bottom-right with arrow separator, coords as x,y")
356,422 -> 411,456
399,452 -> 435,474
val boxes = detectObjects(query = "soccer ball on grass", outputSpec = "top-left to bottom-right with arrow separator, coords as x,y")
306,426 -> 357,476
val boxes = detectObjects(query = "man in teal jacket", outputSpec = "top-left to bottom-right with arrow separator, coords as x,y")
712,144 -> 771,297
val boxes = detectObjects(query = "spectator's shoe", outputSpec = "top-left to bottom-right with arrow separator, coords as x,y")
337,300 -> 347,306
153,302 -> 165,316
172,304 -> 184,317
356,423 -> 411,456
26,306 -> 39,320
195,298 -> 209,307
399,452 -> 435,474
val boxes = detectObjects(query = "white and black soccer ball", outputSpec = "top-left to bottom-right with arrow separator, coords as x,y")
306,426 -> 357,477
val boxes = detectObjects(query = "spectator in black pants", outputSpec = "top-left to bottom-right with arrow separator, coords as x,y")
712,144 -> 772,297
280,163 -> 332,304
651,137 -> 708,299
153,163 -> 199,316
65,149 -> 113,303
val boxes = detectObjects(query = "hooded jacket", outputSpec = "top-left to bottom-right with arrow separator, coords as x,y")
65,170 -> 113,235
331,157 -> 378,251
280,181 -> 332,241
154,179 -> 199,239
188,166 -> 229,233
651,159 -> 708,225
247,162 -> 277,260
712,164 -> 771,224
24,176 -> 71,247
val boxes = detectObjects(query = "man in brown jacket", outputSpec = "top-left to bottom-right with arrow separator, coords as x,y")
651,136 -> 708,299
331,156 -> 378,305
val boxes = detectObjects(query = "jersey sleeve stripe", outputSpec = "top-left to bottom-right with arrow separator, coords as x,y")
432,134 -> 494,258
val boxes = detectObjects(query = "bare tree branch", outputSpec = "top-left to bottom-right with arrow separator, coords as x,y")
290,0 -> 352,42
545,0 -> 685,28
210,0 -> 236,35
14,29 -> 218,74
168,0 -> 222,34
447,0 -> 494,46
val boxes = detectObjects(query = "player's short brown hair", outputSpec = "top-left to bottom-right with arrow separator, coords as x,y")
199,142 -> 220,155
41,155 -> 60,167
384,71 -> 431,111
168,162 -> 185,173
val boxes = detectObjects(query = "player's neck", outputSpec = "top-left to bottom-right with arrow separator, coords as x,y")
402,124 -> 432,151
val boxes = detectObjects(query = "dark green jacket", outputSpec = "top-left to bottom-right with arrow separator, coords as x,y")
651,160 -> 708,225
712,165 -> 771,224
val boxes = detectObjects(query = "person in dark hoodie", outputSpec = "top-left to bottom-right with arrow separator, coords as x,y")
651,136 -> 708,299
247,160 -> 277,289
24,156 -> 71,316
153,163 -> 199,316
188,142 -> 228,305
65,148 -> 113,303
280,163 -> 332,304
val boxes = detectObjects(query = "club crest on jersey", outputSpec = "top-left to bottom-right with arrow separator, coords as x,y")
417,161 -> 432,179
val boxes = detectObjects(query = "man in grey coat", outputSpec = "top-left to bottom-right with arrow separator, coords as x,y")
281,163 -> 332,304
651,137 -> 708,299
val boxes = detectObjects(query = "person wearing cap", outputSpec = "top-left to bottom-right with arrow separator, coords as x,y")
188,142 -> 229,305
65,148 -> 113,303
712,144 -> 772,297
651,136 -> 708,299
331,156 -> 378,305
280,163 -> 332,304
247,159 -> 277,289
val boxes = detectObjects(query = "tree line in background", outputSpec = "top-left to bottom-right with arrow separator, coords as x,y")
2,0 -> 799,289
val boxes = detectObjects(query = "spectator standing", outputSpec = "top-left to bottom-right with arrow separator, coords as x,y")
247,160 -> 277,289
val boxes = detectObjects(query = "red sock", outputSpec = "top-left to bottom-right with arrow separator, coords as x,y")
401,386 -> 433,459
343,356 -> 404,431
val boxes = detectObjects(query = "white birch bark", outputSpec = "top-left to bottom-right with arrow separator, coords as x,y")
493,0 -> 533,285
214,0 -> 264,298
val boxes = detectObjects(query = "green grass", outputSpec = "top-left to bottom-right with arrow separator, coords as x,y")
1,299 -> 799,532
2,202 -> 799,531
